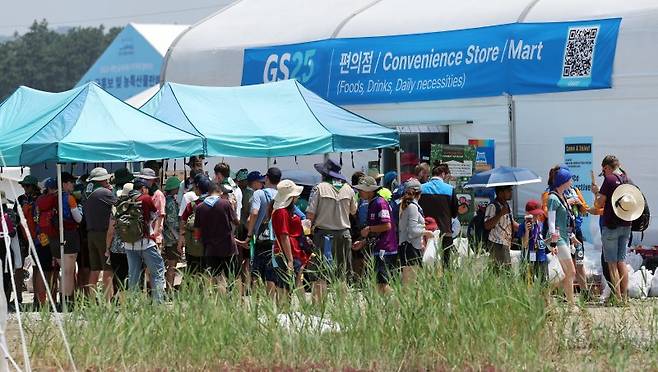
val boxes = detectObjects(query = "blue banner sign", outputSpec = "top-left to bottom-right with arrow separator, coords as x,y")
564,136 -> 594,243
242,19 -> 621,104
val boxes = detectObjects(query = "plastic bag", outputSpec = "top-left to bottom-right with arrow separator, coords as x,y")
627,266 -> 652,299
626,252 -> 643,272
547,255 -> 565,283
649,271 -> 658,297
423,237 -> 438,265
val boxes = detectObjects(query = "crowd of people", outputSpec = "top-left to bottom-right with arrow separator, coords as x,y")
0,153 -> 644,309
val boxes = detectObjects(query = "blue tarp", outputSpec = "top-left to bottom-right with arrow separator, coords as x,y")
141,79 -> 399,158
0,82 -> 205,166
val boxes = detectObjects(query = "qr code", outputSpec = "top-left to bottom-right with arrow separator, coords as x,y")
561,26 -> 599,78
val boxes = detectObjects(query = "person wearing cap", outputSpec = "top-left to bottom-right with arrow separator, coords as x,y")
419,163 -> 459,269
235,171 -> 263,284
56,172 -> 83,309
352,176 -> 398,295
546,168 -> 579,306
162,176 -> 182,293
306,159 -> 357,300
542,164 -> 591,298
178,175 -> 213,276
35,178 -> 59,306
137,168 -> 166,248
194,181 -> 241,294
398,179 -> 434,285
17,175 -> 50,307
271,180 -> 308,298
593,155 -> 637,301
350,171 -> 369,280
214,162 -> 243,222
123,178 -> 165,303
235,168 -> 249,193
83,167 -> 117,301
245,168 -> 281,294
518,200 -> 549,283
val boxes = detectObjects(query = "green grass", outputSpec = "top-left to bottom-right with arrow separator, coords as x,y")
13,258 -> 658,370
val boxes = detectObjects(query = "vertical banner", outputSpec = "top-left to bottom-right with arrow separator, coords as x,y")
431,144 -> 476,225
564,136 -> 593,242
469,139 -> 496,203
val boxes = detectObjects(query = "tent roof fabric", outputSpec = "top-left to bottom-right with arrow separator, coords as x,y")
140,80 -> 399,158
0,82 -> 205,166
163,0 -> 658,86
130,23 -> 189,56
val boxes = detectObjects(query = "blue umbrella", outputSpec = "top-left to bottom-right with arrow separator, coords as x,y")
281,169 -> 321,186
464,166 -> 542,188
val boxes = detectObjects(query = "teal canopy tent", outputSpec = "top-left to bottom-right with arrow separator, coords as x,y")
0,82 -> 205,167
140,79 -> 399,158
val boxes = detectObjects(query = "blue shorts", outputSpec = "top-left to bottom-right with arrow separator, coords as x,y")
602,226 -> 631,263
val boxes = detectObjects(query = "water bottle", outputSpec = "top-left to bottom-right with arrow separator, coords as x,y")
323,235 -> 333,264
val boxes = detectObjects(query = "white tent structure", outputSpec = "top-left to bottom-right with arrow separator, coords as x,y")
162,0 -> 658,244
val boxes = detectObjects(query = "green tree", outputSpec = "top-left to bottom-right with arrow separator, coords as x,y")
0,20 -> 122,100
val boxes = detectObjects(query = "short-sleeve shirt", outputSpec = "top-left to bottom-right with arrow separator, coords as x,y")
84,186 -> 117,232
272,208 -> 309,264
484,201 -> 513,247
600,173 -> 632,228
163,194 -> 180,247
306,182 -> 356,230
194,197 -> 237,257
367,196 -> 397,254
251,187 -> 277,231
546,193 -> 570,247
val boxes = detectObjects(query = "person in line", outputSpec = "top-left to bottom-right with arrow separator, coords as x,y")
350,171 -> 368,281
245,168 -> 281,296
178,156 -> 205,212
398,179 -> 433,285
237,171 -> 264,290
123,179 -> 165,303
107,168 -> 133,294
194,182 -> 241,294
16,176 -> 44,308
542,165 -> 591,298
84,167 -> 117,300
178,175 -> 212,277
484,185 -> 519,269
214,162 -> 242,222
518,200 -> 549,283
162,176 -> 182,294
137,167 -> 165,248
0,191 -> 18,309
547,168 -> 579,306
593,155 -> 632,301
352,176 -> 398,295
270,180 -> 309,300
36,178 -> 63,305
235,169 -> 249,194
55,172 -> 83,309
413,162 -> 431,184
306,159 -> 356,303
419,164 -> 458,269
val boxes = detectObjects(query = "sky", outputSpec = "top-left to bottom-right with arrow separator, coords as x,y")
0,0 -> 234,36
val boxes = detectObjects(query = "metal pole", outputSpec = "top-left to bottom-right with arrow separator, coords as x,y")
56,164 -> 65,311
395,148 -> 402,185
508,94 -> 519,213
267,157 -> 272,169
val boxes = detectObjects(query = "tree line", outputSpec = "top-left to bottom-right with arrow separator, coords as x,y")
0,20 -> 122,100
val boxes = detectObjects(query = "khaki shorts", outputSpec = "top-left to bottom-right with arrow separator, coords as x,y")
88,230 -> 111,271
490,242 -> 511,266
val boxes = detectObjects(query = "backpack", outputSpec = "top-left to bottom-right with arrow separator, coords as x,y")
184,196 -> 205,257
468,202 -> 498,249
114,194 -> 144,244
60,192 -> 73,222
256,190 -> 275,242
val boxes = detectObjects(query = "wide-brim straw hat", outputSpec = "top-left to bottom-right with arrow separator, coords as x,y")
612,184 -> 645,222
273,180 -> 304,210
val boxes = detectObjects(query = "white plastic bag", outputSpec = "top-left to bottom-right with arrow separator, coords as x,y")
547,255 -> 565,283
649,272 -> 658,297
423,237 -> 438,265
626,252 -> 643,272
627,267 -> 652,299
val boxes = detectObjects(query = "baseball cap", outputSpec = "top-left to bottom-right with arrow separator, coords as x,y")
247,171 -> 266,183
525,200 -> 545,217
19,175 -> 38,186
44,178 -> 58,190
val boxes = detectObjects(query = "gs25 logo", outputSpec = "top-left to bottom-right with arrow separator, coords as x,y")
262,49 -> 316,83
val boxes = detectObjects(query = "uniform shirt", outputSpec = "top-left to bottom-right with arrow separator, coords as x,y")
367,196 -> 397,254
306,182 -> 356,230
419,177 -> 458,237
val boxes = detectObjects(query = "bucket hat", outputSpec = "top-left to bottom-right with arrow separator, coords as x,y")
273,180 -> 304,210
87,167 -> 112,182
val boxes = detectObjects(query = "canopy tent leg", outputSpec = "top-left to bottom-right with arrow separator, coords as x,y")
267,157 -> 272,169
56,164 -> 66,312
395,148 -> 402,186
